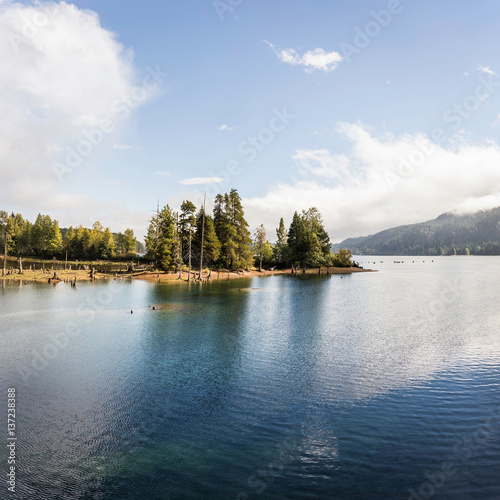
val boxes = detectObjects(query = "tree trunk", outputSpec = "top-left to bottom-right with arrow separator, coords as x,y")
199,204 -> 205,280
65,250 -> 68,270
188,233 -> 192,282
2,237 -> 6,277
19,256 -> 23,274
178,239 -> 182,280
259,255 -> 262,272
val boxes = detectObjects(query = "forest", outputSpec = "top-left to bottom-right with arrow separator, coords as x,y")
1,189 -> 353,274
337,207 -> 500,256
0,211 -> 141,262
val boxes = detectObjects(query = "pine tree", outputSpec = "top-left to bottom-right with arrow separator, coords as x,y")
179,201 -> 196,280
157,205 -> 178,270
226,189 -> 252,269
145,205 -> 178,271
213,194 -> 228,269
287,208 -> 331,268
145,212 -> 160,268
287,211 -> 303,266
275,217 -> 288,265
194,209 -> 221,274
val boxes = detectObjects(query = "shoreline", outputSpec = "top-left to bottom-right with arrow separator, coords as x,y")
0,266 -> 373,284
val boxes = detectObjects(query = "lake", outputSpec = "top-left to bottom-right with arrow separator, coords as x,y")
1,257 -> 500,499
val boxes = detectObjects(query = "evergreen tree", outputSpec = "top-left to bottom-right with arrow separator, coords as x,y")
194,208 -> 221,271
145,205 -> 178,271
274,217 -> 288,265
287,208 -> 331,268
179,201 -> 196,280
145,212 -> 160,268
287,211 -> 303,266
213,194 -> 229,269
227,189 -> 252,268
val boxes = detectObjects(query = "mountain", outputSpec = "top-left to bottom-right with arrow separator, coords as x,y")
334,207 -> 500,255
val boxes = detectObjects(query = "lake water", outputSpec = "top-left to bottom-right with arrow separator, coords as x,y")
1,257 -> 500,499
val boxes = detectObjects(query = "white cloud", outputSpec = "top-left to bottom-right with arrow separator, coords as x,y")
113,143 -> 132,150
293,149 -> 350,180
454,194 -> 500,214
154,171 -> 171,177
477,66 -> 497,76
264,41 -> 343,73
243,123 -> 500,242
0,1 -> 141,212
217,124 -> 233,131
179,177 -> 226,185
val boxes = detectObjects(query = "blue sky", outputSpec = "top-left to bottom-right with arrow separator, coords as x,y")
1,0 -> 500,241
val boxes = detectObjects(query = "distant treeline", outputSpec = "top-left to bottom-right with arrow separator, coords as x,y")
0,211 -> 143,260
145,188 -> 353,272
337,207 -> 500,256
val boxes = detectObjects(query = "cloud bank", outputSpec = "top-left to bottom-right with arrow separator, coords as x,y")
0,1 -> 140,218
244,123 -> 500,242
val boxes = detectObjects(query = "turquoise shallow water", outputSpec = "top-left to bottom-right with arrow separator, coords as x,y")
1,256 -> 500,499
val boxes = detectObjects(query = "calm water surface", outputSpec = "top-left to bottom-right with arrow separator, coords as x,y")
1,257 -> 499,499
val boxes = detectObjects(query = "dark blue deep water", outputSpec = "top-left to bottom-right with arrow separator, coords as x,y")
1,256 -> 500,499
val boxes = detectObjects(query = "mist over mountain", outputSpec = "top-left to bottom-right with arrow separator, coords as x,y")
335,207 -> 500,256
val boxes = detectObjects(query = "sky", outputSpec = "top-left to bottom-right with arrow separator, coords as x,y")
1,0 -> 500,242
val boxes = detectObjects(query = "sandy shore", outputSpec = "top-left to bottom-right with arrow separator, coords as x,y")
0,266 -> 373,284
134,266 -> 373,282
